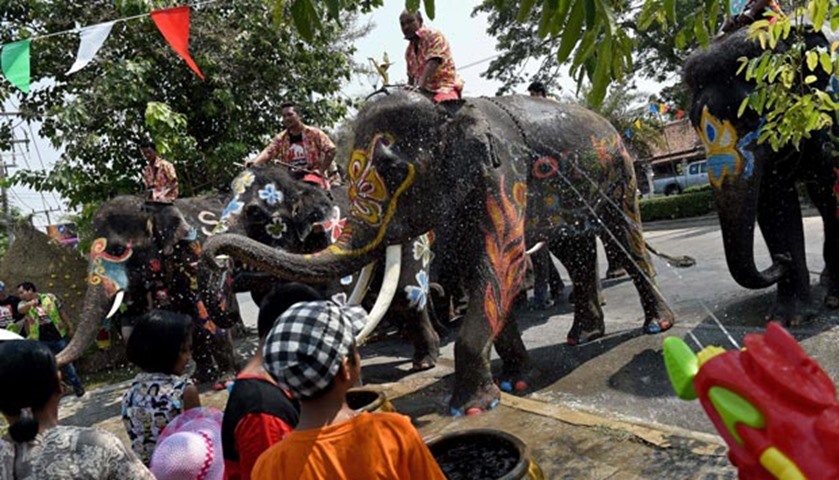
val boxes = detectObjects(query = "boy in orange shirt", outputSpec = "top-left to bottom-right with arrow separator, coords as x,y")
251,300 -> 445,480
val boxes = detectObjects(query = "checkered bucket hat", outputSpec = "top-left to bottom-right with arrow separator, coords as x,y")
262,300 -> 367,399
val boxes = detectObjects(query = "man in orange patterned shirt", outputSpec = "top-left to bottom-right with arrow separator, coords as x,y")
249,102 -> 336,188
141,142 -> 179,202
400,11 -> 463,103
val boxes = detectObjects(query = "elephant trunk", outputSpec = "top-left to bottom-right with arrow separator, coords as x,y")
713,156 -> 785,289
202,233 -> 382,284
56,284 -> 110,367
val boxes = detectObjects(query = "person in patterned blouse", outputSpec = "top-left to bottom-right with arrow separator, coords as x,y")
400,10 -> 464,103
248,102 -> 336,189
0,340 -> 153,479
140,141 -> 179,202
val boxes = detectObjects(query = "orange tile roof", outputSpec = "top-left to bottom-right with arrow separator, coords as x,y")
646,119 -> 703,160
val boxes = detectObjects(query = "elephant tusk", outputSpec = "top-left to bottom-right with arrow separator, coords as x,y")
525,241 -> 545,256
347,262 -> 376,305
355,245 -> 402,345
106,290 -> 126,320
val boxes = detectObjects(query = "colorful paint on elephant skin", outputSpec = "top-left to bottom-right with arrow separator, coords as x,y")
310,135 -> 417,259
483,180 -> 527,337
412,231 -> 435,267
347,133 -> 392,226
265,217 -> 287,239
315,206 -> 347,244
698,106 -> 755,189
87,238 -> 133,296
404,270 -> 430,311
590,134 -> 620,168
532,156 -> 559,179
232,170 -> 255,195
258,183 -> 284,206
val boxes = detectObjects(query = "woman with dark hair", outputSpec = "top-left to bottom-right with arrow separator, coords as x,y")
0,340 -> 152,479
121,310 -> 200,465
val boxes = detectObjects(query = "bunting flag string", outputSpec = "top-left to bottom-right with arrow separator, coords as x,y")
66,21 -> 115,75
150,6 -> 204,80
1,39 -> 31,93
0,0 -> 219,92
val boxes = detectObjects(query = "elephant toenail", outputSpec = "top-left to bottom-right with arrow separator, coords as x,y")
466,407 -> 483,416
499,381 -> 513,392
514,381 -> 528,392
644,323 -> 662,334
450,407 -> 465,417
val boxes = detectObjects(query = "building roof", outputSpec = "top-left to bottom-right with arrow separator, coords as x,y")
645,119 -> 704,164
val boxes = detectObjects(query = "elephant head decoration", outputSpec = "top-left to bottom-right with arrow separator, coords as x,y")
683,28 -> 839,324
56,195 -> 240,383
203,91 -> 673,414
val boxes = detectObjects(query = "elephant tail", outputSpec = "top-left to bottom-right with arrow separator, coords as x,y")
645,241 -> 696,268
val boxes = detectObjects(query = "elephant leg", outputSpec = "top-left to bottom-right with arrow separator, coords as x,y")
758,180 -> 813,325
450,287 -> 501,415
603,242 -> 628,279
405,308 -> 440,371
548,255 -> 566,302
191,326 -> 220,384
805,176 -> 839,308
555,234 -> 605,345
601,220 -> 675,335
210,329 -> 238,377
493,312 -> 534,394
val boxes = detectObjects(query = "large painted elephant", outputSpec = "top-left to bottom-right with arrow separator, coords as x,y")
203,91 -> 673,413
206,166 -> 441,370
683,28 -> 839,324
56,195 -> 240,383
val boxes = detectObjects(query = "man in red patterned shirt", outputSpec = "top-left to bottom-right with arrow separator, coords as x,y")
141,142 -> 179,202
249,102 -> 336,189
400,11 -> 463,103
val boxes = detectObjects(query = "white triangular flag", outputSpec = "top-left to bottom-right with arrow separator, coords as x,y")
66,21 -> 115,75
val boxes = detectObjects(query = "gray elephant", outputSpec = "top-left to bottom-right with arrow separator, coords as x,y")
56,195 -> 240,383
203,91 -> 673,414
206,166 -> 441,370
684,28 -> 839,324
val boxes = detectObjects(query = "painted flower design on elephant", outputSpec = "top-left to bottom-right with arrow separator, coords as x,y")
404,270 -> 430,311
265,217 -> 287,239
698,106 -> 747,189
590,135 -> 617,168
316,206 -> 347,244
88,238 -> 133,296
221,197 -> 243,220
258,183 -> 284,206
348,134 -> 392,225
231,170 -> 255,195
412,232 -> 435,267
532,156 -> 559,179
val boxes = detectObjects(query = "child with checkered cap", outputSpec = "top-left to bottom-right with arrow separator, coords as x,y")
251,300 -> 445,480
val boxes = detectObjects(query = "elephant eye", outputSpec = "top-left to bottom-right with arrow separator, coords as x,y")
245,204 -> 269,222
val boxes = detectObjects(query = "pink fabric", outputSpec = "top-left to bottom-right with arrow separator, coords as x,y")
151,408 -> 224,480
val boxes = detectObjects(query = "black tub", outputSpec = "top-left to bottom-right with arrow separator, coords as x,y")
426,428 -> 544,480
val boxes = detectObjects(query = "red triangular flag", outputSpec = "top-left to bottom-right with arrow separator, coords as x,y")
150,6 -> 204,80
675,109 -> 684,120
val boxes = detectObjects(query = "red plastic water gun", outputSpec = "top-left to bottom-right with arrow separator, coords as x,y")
663,322 -> 839,479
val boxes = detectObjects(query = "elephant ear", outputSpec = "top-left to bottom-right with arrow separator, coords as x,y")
438,101 -> 502,170
147,205 -> 191,255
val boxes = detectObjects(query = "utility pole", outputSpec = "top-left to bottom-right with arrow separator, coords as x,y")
1,111 -> 26,245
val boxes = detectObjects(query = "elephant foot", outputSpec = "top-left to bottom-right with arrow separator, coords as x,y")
411,353 -> 437,372
825,294 -> 839,309
495,367 -> 537,394
566,326 -> 605,346
605,268 -> 628,279
449,381 -> 501,416
767,298 -> 817,327
643,319 -> 674,335
567,289 -> 605,306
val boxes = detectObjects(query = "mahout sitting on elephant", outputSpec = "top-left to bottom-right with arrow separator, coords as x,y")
206,165 -> 442,370
56,195 -> 240,384
683,27 -> 839,324
203,90 -> 673,414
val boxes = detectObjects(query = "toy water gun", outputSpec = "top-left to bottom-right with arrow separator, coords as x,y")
663,322 -> 839,479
